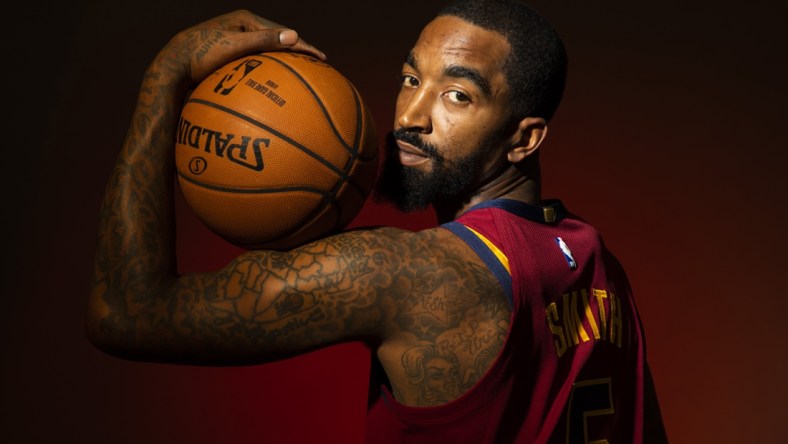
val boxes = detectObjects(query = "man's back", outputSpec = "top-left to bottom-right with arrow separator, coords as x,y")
366,199 -> 650,443
353,224 -> 512,406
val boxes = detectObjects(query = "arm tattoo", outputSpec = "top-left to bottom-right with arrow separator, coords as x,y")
93,75 -> 509,375
394,252 -> 511,406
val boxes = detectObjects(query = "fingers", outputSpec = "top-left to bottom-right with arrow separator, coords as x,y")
228,9 -> 285,32
289,36 -> 327,61
223,10 -> 326,60
279,30 -> 299,45
237,29 -> 326,61
160,10 -> 329,85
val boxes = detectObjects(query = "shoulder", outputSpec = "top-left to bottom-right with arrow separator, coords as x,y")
314,223 -> 504,316
241,225 -> 479,300
320,225 -> 466,261
347,226 -> 511,405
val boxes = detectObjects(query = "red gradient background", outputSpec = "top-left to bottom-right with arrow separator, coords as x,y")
2,0 -> 786,443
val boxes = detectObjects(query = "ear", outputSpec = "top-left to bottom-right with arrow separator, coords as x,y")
507,117 -> 548,163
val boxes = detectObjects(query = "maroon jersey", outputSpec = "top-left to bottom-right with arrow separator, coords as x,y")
365,199 -> 646,443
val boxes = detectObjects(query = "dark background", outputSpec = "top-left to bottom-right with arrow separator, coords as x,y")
3,0 -> 786,442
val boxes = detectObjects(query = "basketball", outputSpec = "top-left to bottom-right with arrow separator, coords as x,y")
175,52 -> 378,250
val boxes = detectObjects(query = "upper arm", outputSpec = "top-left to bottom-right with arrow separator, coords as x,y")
95,225 -> 510,375
141,227 -> 406,364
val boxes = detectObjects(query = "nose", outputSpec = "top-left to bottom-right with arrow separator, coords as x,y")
396,88 -> 432,133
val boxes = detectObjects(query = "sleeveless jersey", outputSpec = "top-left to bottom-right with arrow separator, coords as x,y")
365,199 -> 646,443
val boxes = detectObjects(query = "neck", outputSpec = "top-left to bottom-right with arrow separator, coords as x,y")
433,162 -> 541,224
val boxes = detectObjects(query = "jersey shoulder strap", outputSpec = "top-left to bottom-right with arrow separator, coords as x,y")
442,221 -> 512,307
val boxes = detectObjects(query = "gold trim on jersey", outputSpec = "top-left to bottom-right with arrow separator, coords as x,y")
466,226 -> 510,274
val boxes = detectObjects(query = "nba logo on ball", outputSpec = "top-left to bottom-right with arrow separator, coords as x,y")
213,59 -> 263,95
175,52 -> 378,251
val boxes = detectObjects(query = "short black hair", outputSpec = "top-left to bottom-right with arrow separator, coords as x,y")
438,0 -> 567,121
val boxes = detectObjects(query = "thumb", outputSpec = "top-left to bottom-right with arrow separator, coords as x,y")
233,28 -> 298,53
278,29 -> 299,46
237,29 -> 326,60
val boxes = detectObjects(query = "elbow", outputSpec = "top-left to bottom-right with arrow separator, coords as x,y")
85,313 -> 138,360
85,305 -> 115,355
85,311 -> 108,352
85,293 -> 127,357
85,291 -> 106,349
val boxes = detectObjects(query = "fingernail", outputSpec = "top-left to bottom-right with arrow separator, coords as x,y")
279,30 -> 298,45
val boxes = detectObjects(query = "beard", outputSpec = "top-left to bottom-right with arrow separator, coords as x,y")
373,128 -> 487,212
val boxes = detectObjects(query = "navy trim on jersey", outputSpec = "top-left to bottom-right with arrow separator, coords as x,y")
463,198 -> 567,224
442,221 -> 513,308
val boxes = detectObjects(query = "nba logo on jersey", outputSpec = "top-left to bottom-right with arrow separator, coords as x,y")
555,237 -> 577,270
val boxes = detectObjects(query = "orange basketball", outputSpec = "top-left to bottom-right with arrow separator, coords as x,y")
175,52 -> 378,250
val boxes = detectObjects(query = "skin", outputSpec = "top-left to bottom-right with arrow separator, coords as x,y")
394,15 -> 547,223
87,12 -> 668,438
87,11 -> 543,407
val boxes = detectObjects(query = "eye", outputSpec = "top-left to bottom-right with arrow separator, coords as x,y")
401,74 -> 420,88
445,90 -> 471,104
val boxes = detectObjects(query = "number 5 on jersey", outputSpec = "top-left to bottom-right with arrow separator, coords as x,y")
566,378 -> 614,444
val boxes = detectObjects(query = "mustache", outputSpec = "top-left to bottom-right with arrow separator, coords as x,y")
387,128 -> 444,161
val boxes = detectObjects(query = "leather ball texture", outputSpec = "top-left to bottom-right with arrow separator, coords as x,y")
175,52 -> 378,250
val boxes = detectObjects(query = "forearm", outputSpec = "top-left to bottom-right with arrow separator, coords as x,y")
85,10 -> 327,362
87,55 -> 187,356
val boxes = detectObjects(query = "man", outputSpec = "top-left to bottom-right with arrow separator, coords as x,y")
88,1 -> 667,442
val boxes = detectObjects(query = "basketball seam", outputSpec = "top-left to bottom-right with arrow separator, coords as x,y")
186,97 -> 348,180
344,82 -> 379,199
331,80 -> 365,231
177,170 -> 332,197
262,54 -> 358,157
263,54 -> 372,233
179,53 -> 375,248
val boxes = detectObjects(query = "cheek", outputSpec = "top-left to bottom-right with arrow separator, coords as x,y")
433,110 -> 463,143
435,114 -> 486,158
436,105 -> 497,138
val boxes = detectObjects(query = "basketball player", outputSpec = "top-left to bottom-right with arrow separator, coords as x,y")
87,1 -> 668,442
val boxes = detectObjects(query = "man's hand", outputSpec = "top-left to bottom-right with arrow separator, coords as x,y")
151,9 -> 325,88
87,9 -> 323,357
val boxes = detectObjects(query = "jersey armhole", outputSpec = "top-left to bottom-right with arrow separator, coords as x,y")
442,221 -> 513,307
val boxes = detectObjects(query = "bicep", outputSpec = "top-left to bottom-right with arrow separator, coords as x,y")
160,229 -> 403,364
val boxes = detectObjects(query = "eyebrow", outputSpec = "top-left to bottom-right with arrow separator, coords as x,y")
405,51 -> 417,69
404,51 -> 493,97
444,65 -> 492,97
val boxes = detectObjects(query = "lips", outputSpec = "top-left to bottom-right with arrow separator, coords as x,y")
396,139 -> 430,166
